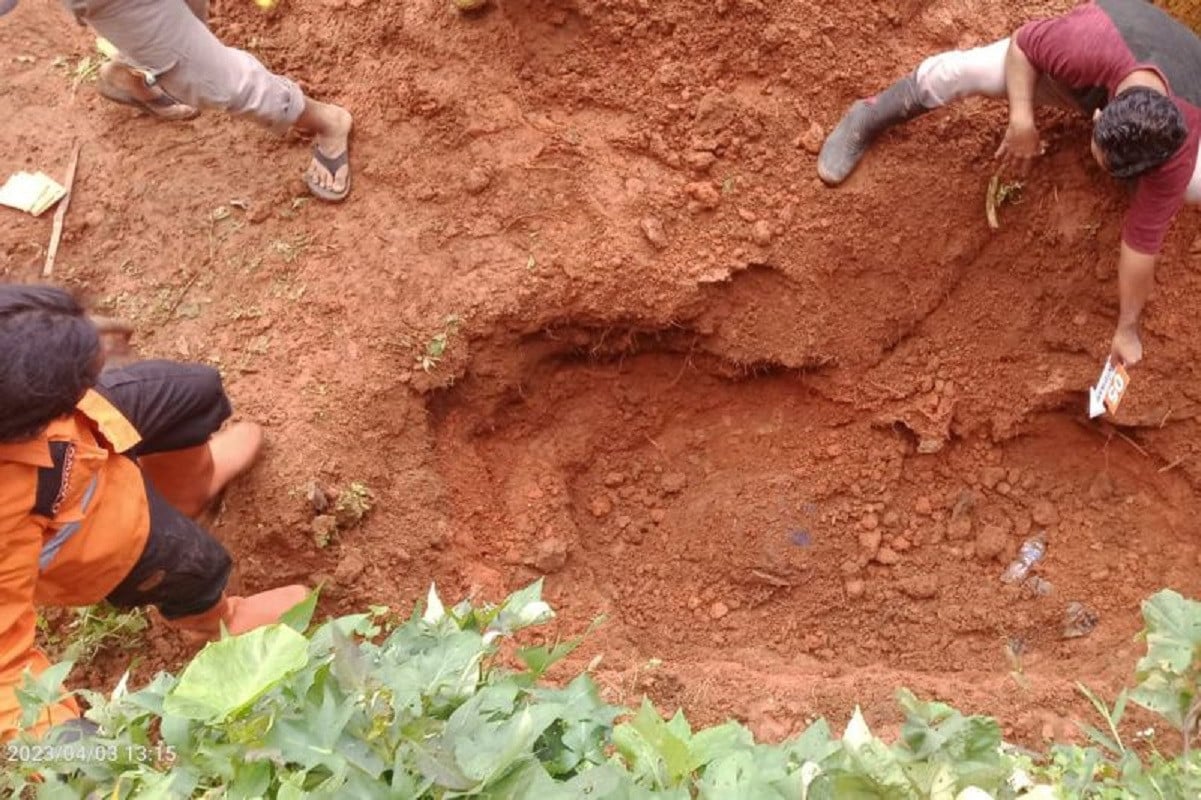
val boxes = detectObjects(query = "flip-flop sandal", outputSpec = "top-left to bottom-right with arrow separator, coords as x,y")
305,145 -> 351,203
97,78 -> 199,121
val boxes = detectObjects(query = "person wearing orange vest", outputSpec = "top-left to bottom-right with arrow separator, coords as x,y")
0,284 -> 308,739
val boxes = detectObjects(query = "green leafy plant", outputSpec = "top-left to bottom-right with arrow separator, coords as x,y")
334,481 -> 374,529
36,604 -> 148,667
417,314 -> 462,372
8,587 -> 1201,799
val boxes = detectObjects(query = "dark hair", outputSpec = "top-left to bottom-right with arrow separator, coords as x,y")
0,284 -> 100,442
1094,87 -> 1188,179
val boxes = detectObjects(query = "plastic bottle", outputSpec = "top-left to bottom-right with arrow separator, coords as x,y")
1001,532 -> 1046,584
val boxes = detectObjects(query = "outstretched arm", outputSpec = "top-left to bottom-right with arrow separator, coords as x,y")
995,37 -> 1043,174
1110,242 -> 1156,366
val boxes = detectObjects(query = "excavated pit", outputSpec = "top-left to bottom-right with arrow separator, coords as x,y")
427,323 -> 1201,736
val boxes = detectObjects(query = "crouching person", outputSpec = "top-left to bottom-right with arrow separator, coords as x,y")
0,284 -> 307,738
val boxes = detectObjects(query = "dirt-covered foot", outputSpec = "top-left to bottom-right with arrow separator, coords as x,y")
97,61 -> 199,121
302,102 -> 353,202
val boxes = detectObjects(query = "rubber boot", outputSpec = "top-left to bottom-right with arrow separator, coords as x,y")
817,73 -> 930,186
167,585 -> 309,642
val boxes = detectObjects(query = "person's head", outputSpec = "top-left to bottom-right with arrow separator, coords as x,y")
1091,87 -> 1187,179
0,284 -> 100,443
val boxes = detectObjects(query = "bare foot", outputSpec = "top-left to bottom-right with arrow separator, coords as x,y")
207,421 -> 264,499
297,99 -> 353,200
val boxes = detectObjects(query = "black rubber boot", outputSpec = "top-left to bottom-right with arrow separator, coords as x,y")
817,73 -> 929,186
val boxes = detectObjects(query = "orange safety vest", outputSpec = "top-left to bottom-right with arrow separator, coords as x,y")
0,390 -> 148,738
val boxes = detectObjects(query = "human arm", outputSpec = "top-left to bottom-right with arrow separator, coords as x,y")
995,36 -> 1043,174
0,479 -> 79,740
1109,242 -> 1157,366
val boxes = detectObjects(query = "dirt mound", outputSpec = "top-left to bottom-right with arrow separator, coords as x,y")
4,0 -> 1201,748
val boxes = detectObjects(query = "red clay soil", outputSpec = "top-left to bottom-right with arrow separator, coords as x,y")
4,0 -> 1201,749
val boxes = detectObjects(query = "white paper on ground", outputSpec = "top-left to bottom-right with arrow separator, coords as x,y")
0,171 -> 66,216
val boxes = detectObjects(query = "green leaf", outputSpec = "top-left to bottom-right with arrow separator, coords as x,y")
612,700 -> 694,788
279,586 -> 321,633
15,660 -> 74,730
1137,590 -> 1201,675
690,721 -> 753,770
787,719 -> 841,765
164,624 -> 309,721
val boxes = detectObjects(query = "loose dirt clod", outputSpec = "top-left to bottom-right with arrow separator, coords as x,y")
975,525 -> 1009,563
640,216 -> 669,249
311,515 -> 338,549
684,181 -> 721,210
533,537 -> 569,573
875,547 -> 901,566
1032,501 -> 1059,527
709,601 -> 730,620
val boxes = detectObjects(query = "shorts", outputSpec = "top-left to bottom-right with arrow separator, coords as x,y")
95,361 -> 235,619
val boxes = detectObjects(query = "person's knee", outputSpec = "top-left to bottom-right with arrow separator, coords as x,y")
915,53 -> 969,107
915,41 -> 1007,107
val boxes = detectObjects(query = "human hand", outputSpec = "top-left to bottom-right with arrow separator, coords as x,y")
1110,325 -> 1143,367
995,119 -> 1044,176
89,315 -> 136,368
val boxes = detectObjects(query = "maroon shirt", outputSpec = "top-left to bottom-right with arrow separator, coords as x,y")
1016,0 -> 1201,255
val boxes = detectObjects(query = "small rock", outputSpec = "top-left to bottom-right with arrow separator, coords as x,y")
883,510 -> 900,528
858,528 -> 882,555
752,220 -> 774,246
650,508 -> 667,524
875,546 -> 901,566
685,181 -> 721,209
590,496 -> 613,518
1032,500 -> 1059,527
840,559 -> 861,575
845,579 -> 866,599
826,443 -> 843,458
640,216 -> 669,250
687,595 -> 702,610
615,514 -> 632,529
661,472 -> 687,494
860,513 -> 879,531
738,208 -> 757,223
996,481 -> 1012,496
891,536 -> 911,552
533,537 -> 569,573
83,209 -> 106,229
900,576 -> 938,599
603,472 -> 625,488
981,466 -> 1006,489
464,167 -> 491,195
914,496 -> 932,515
334,552 -> 366,584
797,120 -> 824,154
975,525 -> 1009,563
709,601 -> 730,620
249,203 -> 273,224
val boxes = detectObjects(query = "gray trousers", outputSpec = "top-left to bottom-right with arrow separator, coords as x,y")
67,0 -> 306,133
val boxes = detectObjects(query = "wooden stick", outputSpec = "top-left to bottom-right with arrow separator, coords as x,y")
43,142 -> 82,278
